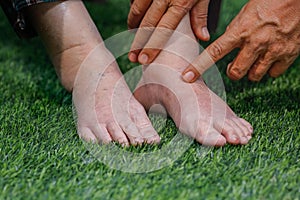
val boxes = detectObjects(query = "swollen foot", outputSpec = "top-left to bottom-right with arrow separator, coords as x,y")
72,45 -> 160,146
134,15 -> 253,146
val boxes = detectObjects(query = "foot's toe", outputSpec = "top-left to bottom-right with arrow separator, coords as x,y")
239,118 -> 253,136
130,103 -> 160,144
217,121 -> 241,145
107,122 -> 129,146
93,124 -> 113,144
135,115 -> 160,144
119,121 -> 144,146
78,127 -> 98,143
233,118 -> 252,142
138,124 -> 161,144
231,119 -> 249,145
218,118 -> 252,145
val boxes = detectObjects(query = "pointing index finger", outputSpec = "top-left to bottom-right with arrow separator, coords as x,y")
182,31 -> 240,82
138,5 -> 189,64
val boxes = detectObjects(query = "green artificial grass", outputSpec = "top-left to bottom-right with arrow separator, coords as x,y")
0,0 -> 299,199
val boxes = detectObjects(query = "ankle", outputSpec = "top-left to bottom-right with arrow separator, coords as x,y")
51,42 -> 100,92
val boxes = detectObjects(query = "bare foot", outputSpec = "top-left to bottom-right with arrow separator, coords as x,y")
25,1 -> 160,146
134,15 -> 253,146
73,45 -> 160,146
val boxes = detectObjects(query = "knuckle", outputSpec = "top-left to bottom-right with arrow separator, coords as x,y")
269,45 -> 281,55
193,12 -> 208,21
130,3 -> 143,16
153,0 -> 168,8
258,58 -> 270,67
171,4 -> 190,15
251,40 -> 266,53
208,41 -> 223,61
284,45 -> 299,58
142,20 -> 154,27
158,21 -> 177,31
226,25 -> 231,32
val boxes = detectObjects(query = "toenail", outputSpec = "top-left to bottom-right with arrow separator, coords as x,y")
139,53 -> 149,64
182,71 -> 195,82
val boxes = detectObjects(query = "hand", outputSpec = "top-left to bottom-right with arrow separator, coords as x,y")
127,0 -> 211,64
182,0 -> 300,82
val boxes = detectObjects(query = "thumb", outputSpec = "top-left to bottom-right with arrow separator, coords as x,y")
190,0 -> 211,41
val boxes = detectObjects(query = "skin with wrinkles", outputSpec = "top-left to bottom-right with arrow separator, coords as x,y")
127,0 -> 211,65
25,1 -> 160,146
135,15 -> 253,146
182,0 -> 300,82
24,0 -> 253,147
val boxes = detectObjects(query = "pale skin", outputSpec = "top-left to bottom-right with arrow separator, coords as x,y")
24,0 -> 252,146
128,0 -> 211,64
25,1 -> 160,146
127,0 -> 300,82
135,14 -> 253,146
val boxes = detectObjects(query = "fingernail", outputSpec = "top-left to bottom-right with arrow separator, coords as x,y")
139,53 -> 148,64
129,52 -> 137,62
202,27 -> 210,40
182,71 -> 195,82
